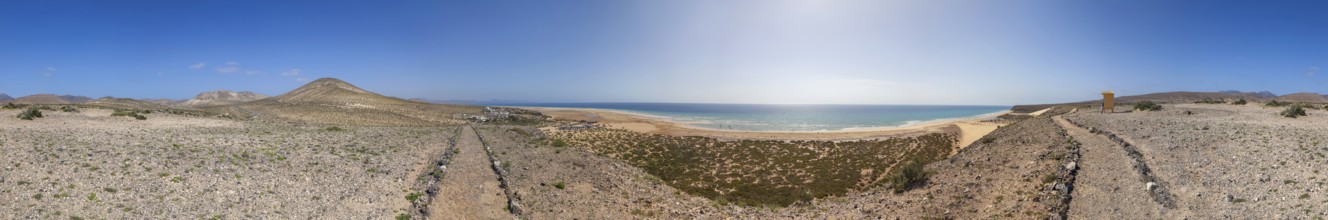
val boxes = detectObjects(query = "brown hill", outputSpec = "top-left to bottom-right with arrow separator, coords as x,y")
139,98 -> 186,106
60,95 -> 93,103
8,94 -> 73,104
183,90 -> 268,106
1272,92 -> 1328,103
204,78 -> 481,126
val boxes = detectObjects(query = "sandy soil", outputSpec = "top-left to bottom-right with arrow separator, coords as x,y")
1063,103 -> 1328,219
0,108 -> 446,219
955,121 -> 1001,152
524,107 -> 1008,142
1056,116 -> 1164,218
427,126 -> 511,220
1028,107 -> 1053,116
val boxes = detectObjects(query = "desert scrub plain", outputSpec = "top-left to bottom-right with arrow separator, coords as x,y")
1064,103 -> 1328,218
0,107 -> 455,219
477,113 -> 1075,219
544,125 -> 959,208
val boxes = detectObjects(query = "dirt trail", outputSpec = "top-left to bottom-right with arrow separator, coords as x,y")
1054,116 -> 1164,219
428,126 -> 512,220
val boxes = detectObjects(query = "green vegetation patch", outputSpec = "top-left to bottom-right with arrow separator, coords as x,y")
1133,101 -> 1163,111
405,192 -> 425,202
1282,105 -> 1308,118
548,128 -> 958,207
888,161 -> 933,193
17,108 -> 43,120
111,109 -> 148,120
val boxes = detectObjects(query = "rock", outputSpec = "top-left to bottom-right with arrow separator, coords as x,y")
1225,194 -> 1233,202
1146,182 -> 1157,191
1065,162 -> 1077,170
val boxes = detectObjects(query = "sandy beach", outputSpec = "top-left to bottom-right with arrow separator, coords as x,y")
521,107 -> 1009,145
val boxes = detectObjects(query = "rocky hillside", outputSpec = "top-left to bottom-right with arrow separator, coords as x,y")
0,93 -> 13,102
1272,92 -> 1328,103
204,78 -> 481,126
182,90 -> 267,106
60,95 -> 93,103
139,98 -> 185,106
7,94 -> 74,104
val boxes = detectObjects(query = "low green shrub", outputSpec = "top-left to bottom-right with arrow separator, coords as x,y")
1282,105 -> 1308,118
405,192 -> 424,202
112,109 -> 148,120
16,108 -> 42,120
1266,100 -> 1289,107
888,161 -> 932,193
1232,99 -> 1247,105
1133,101 -> 1163,111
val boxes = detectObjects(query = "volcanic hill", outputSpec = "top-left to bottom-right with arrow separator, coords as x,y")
204,78 -> 481,126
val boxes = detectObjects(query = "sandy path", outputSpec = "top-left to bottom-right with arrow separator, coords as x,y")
1055,116 -> 1163,219
428,126 -> 512,220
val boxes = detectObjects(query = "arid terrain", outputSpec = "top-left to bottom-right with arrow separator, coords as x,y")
4,79 -> 1327,219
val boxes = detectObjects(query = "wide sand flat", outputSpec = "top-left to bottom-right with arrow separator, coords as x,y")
524,107 -> 1008,142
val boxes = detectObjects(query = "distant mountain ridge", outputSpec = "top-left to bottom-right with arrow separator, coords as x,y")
1217,90 -> 1277,98
1273,92 -> 1328,103
7,94 -> 76,104
1012,90 -> 1301,113
0,93 -> 12,102
183,90 -> 268,106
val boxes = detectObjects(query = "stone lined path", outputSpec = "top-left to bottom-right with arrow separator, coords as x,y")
1054,116 -> 1164,219
428,126 -> 512,220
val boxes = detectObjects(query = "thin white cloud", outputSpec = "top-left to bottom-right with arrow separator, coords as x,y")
295,77 -> 309,82
215,61 -> 241,74
1307,66 -> 1319,77
189,62 -> 206,70
42,67 -> 56,77
282,68 -> 301,76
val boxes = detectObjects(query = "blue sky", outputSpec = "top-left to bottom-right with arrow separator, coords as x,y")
2,0 -> 1327,105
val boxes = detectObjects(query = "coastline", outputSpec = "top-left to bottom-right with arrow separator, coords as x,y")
519,106 -> 1011,145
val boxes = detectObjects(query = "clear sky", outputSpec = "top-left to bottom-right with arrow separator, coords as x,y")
3,0 -> 1327,105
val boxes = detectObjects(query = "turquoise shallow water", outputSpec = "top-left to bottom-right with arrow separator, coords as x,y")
506,103 -> 1010,132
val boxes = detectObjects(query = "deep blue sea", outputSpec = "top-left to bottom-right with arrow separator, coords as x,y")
503,103 -> 1010,132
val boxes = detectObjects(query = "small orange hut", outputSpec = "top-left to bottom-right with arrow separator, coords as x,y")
1101,91 -> 1115,113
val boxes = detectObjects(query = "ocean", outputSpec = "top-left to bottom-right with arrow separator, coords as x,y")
503,103 -> 1010,132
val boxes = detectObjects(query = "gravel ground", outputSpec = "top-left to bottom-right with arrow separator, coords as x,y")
0,108 -> 453,219
1065,104 -> 1328,219
428,126 -> 512,219
476,117 -> 1072,219
1057,116 -> 1164,218
17,103 -> 1317,219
